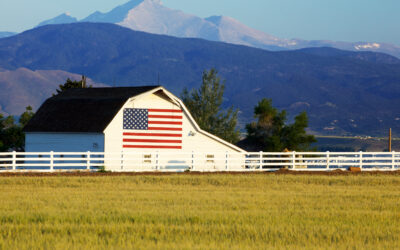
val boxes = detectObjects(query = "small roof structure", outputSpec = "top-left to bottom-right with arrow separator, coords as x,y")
24,86 -> 159,133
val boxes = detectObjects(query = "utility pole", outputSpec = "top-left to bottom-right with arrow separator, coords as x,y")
389,128 -> 392,152
81,75 -> 86,88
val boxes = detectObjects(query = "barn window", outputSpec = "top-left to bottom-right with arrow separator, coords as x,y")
143,154 -> 152,164
206,154 -> 215,163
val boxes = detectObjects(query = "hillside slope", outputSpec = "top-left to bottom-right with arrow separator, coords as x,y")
0,68 -> 106,115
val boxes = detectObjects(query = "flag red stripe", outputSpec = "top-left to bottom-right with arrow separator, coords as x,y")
148,127 -> 182,131
123,145 -> 182,149
148,121 -> 182,125
148,115 -> 182,119
123,133 -> 182,137
148,109 -> 182,113
123,139 -> 182,143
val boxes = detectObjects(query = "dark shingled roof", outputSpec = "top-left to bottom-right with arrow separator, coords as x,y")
24,86 -> 160,133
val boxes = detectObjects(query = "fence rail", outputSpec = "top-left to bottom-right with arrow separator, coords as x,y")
0,151 -> 399,172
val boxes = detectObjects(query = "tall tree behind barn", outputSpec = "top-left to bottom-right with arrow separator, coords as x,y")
181,69 -> 240,143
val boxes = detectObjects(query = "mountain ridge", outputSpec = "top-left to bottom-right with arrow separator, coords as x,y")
82,0 -> 144,23
32,0 -> 400,58
37,13 -> 77,27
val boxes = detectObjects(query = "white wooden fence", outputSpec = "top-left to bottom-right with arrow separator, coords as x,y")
0,151 -> 399,172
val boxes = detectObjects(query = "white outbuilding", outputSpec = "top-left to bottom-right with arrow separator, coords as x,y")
24,86 -> 245,171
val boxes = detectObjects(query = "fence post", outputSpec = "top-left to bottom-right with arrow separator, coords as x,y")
225,152 -> 229,171
292,151 -> 296,169
12,151 -> 16,171
326,151 -> 330,170
86,151 -> 91,170
392,151 -> 396,170
359,151 -> 363,170
156,151 -> 159,171
49,151 -> 54,171
259,151 -> 263,170
121,151 -> 124,171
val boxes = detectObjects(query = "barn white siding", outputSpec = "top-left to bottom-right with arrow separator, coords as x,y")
25,133 -> 104,152
103,91 -> 243,171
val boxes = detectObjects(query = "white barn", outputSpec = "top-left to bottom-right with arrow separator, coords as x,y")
24,86 -> 245,171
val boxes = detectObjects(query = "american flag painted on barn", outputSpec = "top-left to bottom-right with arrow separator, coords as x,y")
123,108 -> 183,149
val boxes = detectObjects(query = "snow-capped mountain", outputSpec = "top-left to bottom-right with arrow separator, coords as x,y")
81,0 -> 143,23
205,15 -> 295,50
37,13 -> 78,27
117,0 -> 220,41
83,0 -> 220,41
79,0 -> 285,49
37,0 -> 400,58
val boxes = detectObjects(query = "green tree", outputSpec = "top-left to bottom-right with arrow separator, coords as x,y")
0,106 -> 35,151
19,106 -> 35,127
0,114 -> 16,151
246,98 -> 316,151
54,75 -> 91,95
181,69 -> 240,143
0,113 -> 5,150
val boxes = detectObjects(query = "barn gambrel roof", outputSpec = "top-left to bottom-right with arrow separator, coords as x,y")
24,86 -> 160,133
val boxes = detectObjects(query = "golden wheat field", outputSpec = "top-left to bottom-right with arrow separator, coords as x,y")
0,173 -> 399,249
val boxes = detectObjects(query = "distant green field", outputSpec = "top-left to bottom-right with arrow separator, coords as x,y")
0,174 -> 399,249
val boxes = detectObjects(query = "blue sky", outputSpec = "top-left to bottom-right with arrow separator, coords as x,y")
0,0 -> 399,46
